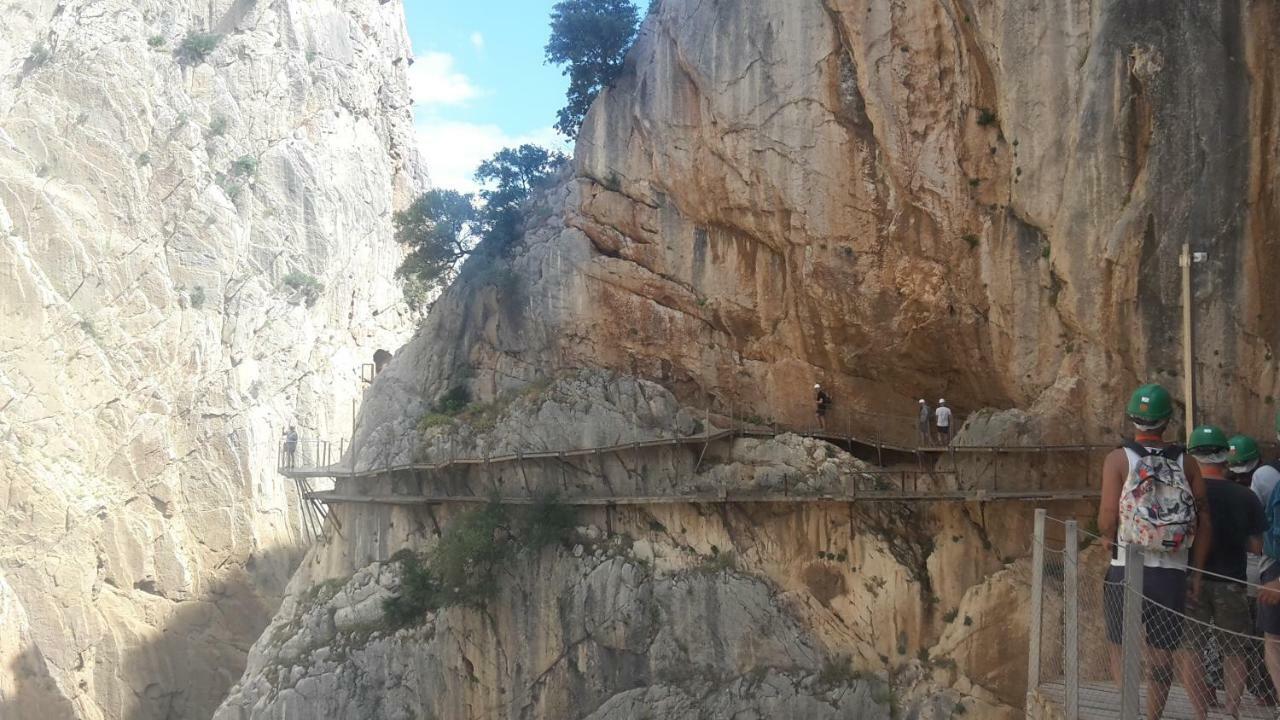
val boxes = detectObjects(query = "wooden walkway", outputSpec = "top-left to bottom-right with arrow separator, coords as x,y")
305,488 -> 1100,506
1038,681 -> 1278,719
279,426 -> 1113,480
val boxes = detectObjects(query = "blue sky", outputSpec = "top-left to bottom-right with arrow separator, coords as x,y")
403,1 -> 572,193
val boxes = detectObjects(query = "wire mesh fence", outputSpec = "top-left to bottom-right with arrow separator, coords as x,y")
1032,511 -> 1280,719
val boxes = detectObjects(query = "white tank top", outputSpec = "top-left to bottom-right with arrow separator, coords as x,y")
1110,446 -> 1191,570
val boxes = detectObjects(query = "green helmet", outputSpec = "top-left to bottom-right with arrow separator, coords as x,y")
1228,435 -> 1261,465
1188,425 -> 1229,452
1126,383 -> 1173,421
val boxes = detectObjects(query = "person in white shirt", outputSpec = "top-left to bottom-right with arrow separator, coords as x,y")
935,398 -> 952,445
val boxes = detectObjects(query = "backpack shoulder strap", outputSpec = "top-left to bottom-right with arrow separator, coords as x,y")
1122,440 -> 1151,457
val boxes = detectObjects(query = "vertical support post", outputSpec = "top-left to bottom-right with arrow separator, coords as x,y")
350,398 -> 358,474
1180,243 -> 1195,444
1026,508 -> 1046,709
876,441 -> 883,468
1120,546 -> 1145,719
1064,520 -> 1079,720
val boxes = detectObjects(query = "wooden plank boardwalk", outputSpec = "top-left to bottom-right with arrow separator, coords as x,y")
279,426 -> 1113,481
1038,681 -> 1279,719
305,489 -> 1100,506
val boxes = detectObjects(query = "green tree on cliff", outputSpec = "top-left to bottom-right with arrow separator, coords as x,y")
545,0 -> 642,137
475,144 -> 567,243
393,145 -> 565,311
394,189 -> 479,311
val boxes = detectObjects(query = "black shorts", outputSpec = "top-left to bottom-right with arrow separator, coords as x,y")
1103,565 -> 1188,650
1258,564 -> 1280,636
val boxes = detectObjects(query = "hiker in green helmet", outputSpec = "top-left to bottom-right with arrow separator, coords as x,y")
1098,383 -> 1211,720
1225,433 -> 1280,706
1243,413 -> 1280,699
1183,425 -> 1264,717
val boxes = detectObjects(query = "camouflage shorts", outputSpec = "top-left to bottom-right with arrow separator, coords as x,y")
1187,580 -> 1253,653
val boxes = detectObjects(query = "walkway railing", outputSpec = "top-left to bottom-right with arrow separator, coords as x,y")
1029,510 -> 1280,719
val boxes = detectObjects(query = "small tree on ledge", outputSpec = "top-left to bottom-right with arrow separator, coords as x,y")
545,0 -> 641,138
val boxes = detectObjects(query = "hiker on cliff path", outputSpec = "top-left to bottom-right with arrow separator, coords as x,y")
935,398 -> 952,445
1225,433 -> 1280,706
917,399 -> 932,445
1183,425 -> 1262,718
814,384 -> 832,431
1097,383 -> 1211,720
283,427 -> 298,468
1243,412 -> 1280,700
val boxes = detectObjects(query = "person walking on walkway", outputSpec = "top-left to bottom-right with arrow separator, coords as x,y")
283,426 -> 299,468
1098,383 -> 1211,720
1184,425 -> 1263,718
1226,433 -> 1280,706
814,384 -> 832,431
935,398 -> 952,445
1243,413 -> 1280,701
917,399 -> 932,445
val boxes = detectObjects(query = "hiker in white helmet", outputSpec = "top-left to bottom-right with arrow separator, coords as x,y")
935,399 -> 952,445
814,383 -> 832,431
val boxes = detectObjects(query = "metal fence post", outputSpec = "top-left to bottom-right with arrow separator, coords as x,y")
1063,520 -> 1079,720
1027,508 -> 1046,710
1120,546 -> 1144,719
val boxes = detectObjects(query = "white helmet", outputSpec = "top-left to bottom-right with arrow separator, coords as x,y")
918,399 -> 926,404
938,398 -> 946,404
814,384 -> 821,389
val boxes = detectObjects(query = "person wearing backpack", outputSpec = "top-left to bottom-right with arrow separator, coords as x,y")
1183,426 -> 1264,718
1239,413 -> 1280,701
1098,383 -> 1212,720
814,384 -> 832,431
1226,433 -> 1280,707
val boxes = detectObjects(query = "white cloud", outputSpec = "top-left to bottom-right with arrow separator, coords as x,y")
408,51 -> 479,106
469,32 -> 485,52
416,120 -> 568,194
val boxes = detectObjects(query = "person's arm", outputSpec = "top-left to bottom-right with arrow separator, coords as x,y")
1097,448 -> 1126,548
1185,456 -> 1211,572
1248,489 -> 1267,555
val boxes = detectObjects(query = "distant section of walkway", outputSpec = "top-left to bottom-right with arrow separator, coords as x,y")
278,423 -> 1109,507
279,425 -> 1113,479
306,488 -> 1100,506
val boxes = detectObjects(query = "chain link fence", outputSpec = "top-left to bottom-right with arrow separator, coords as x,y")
1031,510 -> 1280,718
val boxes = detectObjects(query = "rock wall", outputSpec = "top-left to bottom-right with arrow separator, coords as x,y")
569,0 -> 1280,439
221,0 -> 1279,718
0,1 -> 423,718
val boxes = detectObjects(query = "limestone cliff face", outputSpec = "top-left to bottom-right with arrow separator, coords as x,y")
0,1 -> 422,718
219,0 -> 1277,718
570,0 -> 1280,439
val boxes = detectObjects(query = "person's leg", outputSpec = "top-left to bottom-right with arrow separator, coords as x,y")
1104,567 -> 1125,685
1146,647 -> 1175,720
1266,634 -> 1280,703
1223,651 -> 1246,717
1147,569 -> 1202,720
1173,648 -> 1209,720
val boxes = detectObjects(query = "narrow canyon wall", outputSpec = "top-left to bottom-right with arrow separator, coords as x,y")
0,1 -> 423,718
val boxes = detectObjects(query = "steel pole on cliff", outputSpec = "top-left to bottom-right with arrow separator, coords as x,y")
1180,243 -> 1195,444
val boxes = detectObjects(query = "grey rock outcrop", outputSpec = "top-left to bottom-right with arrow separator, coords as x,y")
0,1 -> 422,717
